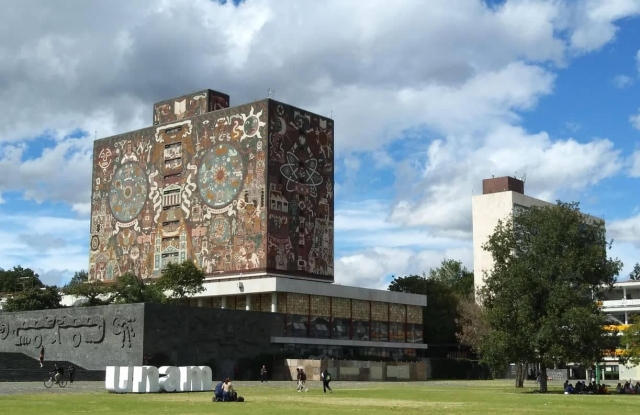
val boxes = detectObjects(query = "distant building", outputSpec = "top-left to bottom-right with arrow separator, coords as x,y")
471,176 -> 602,296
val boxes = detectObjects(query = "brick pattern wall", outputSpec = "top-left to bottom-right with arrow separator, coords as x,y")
310,295 -> 331,317
332,297 -> 351,319
260,293 -> 272,312
390,304 -> 406,323
407,305 -> 423,324
371,301 -> 389,321
277,293 -> 287,314
287,293 -> 309,315
352,300 -> 370,321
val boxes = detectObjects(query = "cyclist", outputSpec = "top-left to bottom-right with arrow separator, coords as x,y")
50,363 -> 64,384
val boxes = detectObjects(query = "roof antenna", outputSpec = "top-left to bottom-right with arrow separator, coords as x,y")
330,110 -> 334,119
267,88 -> 275,98
94,131 -> 97,141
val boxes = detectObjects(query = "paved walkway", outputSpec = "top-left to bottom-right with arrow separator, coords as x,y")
0,381 -> 106,395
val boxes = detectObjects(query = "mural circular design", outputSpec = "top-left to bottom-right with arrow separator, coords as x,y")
109,163 -> 148,223
90,235 -> 100,251
198,143 -> 244,208
243,115 -> 260,137
210,217 -> 231,244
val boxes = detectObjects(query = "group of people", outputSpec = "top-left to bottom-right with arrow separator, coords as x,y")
48,363 -> 76,384
213,378 -> 240,402
296,367 -> 333,393
615,381 -> 640,394
563,380 -> 608,394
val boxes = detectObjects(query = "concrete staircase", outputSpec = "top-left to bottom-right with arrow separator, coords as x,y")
0,353 -> 105,382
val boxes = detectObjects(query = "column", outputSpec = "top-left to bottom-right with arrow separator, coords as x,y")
197,298 -> 203,308
246,294 -> 251,311
625,311 -> 628,325
271,292 -> 277,313
624,287 -> 627,300
221,296 -> 227,309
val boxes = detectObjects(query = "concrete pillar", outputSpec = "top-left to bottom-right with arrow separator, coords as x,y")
221,296 -> 227,309
625,311 -> 628,325
624,287 -> 627,300
271,292 -> 277,313
197,298 -> 203,308
246,295 -> 251,311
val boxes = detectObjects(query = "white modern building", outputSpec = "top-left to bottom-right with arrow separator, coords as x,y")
472,176 -> 602,295
600,280 -> 640,381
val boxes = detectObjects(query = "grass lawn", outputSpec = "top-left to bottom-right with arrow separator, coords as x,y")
1,380 -> 639,414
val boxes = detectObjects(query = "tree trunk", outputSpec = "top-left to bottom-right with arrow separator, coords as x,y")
514,362 -> 526,388
539,363 -> 548,393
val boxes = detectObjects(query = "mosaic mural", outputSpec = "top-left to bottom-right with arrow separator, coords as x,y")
266,100 -> 334,280
153,89 -> 230,125
89,94 -> 334,282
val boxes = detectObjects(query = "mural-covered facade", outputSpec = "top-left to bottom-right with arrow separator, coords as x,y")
266,100 -> 334,280
89,93 -> 334,283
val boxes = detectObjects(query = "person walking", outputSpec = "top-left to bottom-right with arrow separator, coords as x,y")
260,365 -> 268,382
38,346 -> 45,368
321,369 -> 333,393
300,369 -> 308,392
68,364 -> 76,384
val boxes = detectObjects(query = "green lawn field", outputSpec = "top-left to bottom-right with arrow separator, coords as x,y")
1,380 -> 639,414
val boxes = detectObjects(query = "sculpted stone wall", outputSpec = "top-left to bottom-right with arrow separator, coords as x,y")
0,304 -> 144,370
142,303 -> 284,379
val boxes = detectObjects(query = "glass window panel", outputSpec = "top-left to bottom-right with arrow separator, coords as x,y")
353,320 -> 370,341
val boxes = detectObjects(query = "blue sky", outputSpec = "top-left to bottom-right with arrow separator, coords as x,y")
1,0 -> 640,288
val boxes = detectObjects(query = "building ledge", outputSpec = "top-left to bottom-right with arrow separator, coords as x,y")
270,336 -> 429,349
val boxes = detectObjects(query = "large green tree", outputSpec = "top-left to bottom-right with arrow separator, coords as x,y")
389,274 -> 458,345
3,286 -> 62,311
0,266 -> 44,294
479,201 -> 621,392
111,272 -> 165,304
629,263 -> 640,281
156,260 -> 205,301
427,259 -> 474,299
62,270 -> 113,306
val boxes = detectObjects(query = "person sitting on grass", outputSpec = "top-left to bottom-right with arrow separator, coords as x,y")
214,380 -> 224,402
222,378 -> 237,402
616,383 -> 623,394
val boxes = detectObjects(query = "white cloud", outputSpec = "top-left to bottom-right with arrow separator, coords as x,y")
628,150 -> 640,177
389,125 -> 622,231
630,108 -> 640,130
612,74 -> 634,89
637,49 -> 640,72
568,0 -> 640,53
335,246 -> 473,289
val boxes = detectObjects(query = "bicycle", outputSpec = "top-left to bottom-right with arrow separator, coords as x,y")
44,374 -> 67,388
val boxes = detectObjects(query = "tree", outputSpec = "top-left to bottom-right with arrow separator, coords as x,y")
63,270 -> 88,290
456,298 -> 490,356
428,259 -> 474,299
630,263 -> 640,281
156,260 -> 205,301
479,201 -> 622,392
0,266 -> 44,294
389,274 -> 459,345
3,286 -> 62,312
111,272 -> 165,304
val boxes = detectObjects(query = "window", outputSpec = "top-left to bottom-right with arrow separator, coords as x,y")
331,318 -> 350,340
309,316 -> 330,339
371,321 -> 389,342
352,320 -> 369,341
285,314 -> 308,337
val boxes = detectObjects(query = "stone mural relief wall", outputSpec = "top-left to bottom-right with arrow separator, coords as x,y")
89,100 -> 269,281
266,100 -> 334,281
0,304 -> 144,370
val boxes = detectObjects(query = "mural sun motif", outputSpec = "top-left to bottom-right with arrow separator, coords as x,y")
108,162 -> 148,223
240,106 -> 266,140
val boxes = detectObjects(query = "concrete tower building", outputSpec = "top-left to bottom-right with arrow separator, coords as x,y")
89,88 -> 426,361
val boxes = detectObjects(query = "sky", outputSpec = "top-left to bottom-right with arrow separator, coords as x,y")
1,0 -> 640,289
